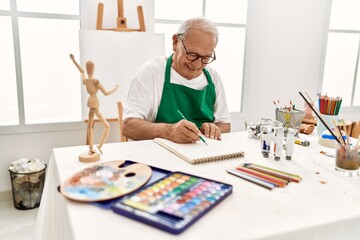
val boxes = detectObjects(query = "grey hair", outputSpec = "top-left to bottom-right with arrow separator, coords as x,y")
177,17 -> 219,43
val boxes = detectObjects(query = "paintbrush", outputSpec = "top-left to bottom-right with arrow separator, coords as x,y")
273,100 -> 280,109
331,118 -> 345,146
341,119 -> 350,146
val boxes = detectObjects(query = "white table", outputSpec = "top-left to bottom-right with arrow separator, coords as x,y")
34,131 -> 360,240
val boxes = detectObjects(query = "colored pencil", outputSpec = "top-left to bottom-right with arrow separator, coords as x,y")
251,164 -> 302,181
242,163 -> 301,183
317,94 -> 342,115
236,167 -> 288,187
227,169 -> 275,190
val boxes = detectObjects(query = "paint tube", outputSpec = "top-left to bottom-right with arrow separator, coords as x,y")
273,127 -> 284,161
294,138 -> 310,146
285,128 -> 296,160
260,125 -> 273,158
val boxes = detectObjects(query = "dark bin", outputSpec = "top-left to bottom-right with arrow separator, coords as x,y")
9,164 -> 47,210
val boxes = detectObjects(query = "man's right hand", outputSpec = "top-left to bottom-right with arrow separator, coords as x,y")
168,120 -> 201,143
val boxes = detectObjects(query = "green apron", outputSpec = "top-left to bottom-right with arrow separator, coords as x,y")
155,54 -> 216,128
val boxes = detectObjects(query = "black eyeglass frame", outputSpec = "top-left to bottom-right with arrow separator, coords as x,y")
177,34 -> 216,64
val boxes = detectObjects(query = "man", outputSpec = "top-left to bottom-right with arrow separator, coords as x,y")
123,17 -> 230,143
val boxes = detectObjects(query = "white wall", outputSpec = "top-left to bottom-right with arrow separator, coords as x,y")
241,0 -> 329,122
1,0 -> 359,194
233,0 -> 360,131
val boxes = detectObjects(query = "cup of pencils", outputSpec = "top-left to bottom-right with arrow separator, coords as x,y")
316,94 -> 342,136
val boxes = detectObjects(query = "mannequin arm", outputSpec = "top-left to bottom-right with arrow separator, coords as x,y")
98,83 -> 119,96
70,54 -> 86,84
80,72 -> 86,85
70,54 -> 84,73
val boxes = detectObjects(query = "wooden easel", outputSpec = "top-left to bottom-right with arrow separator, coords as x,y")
96,0 -> 146,32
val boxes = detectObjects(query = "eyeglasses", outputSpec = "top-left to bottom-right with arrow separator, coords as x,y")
178,37 -> 216,64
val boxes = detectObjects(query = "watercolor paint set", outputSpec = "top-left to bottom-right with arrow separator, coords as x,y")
73,160 -> 232,234
111,164 -> 232,234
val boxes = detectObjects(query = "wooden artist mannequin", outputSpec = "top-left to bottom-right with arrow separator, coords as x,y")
70,54 -> 119,162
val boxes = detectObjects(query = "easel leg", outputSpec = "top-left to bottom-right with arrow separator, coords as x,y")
137,6 -> 146,32
96,3 -> 104,30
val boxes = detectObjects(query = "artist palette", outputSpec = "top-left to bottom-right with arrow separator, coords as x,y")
112,171 -> 232,234
60,160 -> 152,202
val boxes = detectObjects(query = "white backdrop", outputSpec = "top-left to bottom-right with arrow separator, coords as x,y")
79,30 -> 164,119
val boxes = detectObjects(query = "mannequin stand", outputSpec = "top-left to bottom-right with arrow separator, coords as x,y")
79,151 -> 100,163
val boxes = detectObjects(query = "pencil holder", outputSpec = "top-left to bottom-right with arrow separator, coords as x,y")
275,108 -> 304,133
317,113 -> 338,136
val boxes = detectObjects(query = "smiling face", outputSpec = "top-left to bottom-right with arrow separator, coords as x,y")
171,29 -> 217,80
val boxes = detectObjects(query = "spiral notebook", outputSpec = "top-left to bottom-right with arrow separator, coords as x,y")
154,137 -> 245,164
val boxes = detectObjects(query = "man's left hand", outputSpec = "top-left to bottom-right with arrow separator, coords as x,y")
200,122 -> 222,140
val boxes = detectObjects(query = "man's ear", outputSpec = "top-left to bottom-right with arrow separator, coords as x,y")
172,34 -> 178,52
